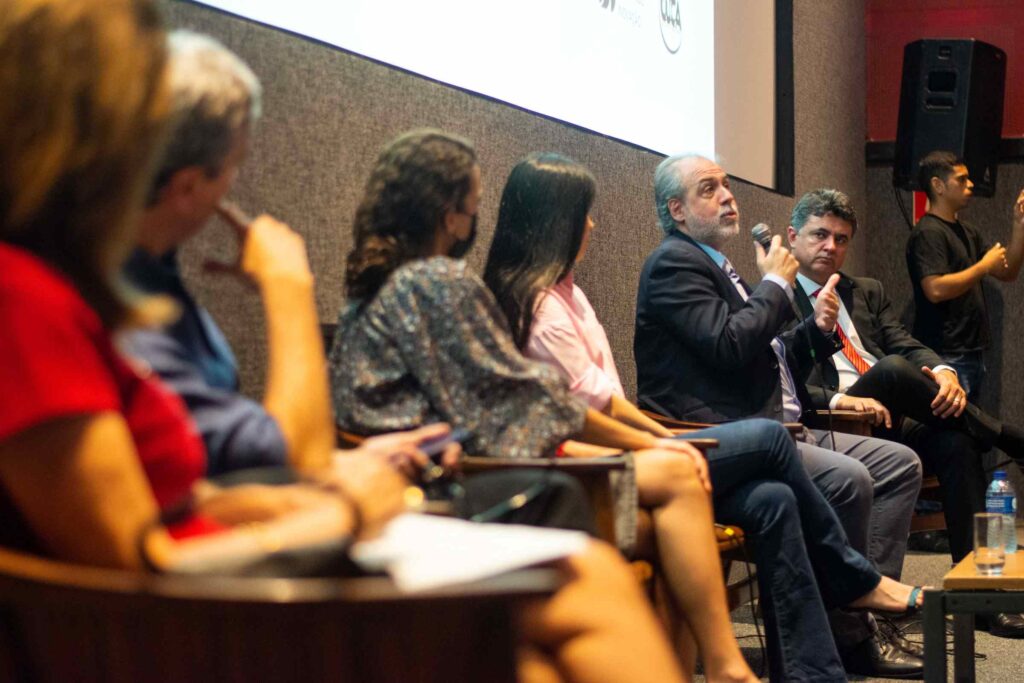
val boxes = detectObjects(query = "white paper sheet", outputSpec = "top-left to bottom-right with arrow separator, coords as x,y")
351,514 -> 589,592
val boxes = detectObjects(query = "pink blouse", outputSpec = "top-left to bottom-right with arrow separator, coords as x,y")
524,275 -> 624,410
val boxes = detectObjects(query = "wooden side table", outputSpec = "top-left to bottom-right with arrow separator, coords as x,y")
923,551 -> 1024,682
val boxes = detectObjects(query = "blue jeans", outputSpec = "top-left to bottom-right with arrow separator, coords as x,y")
943,351 -> 986,402
679,419 -> 880,682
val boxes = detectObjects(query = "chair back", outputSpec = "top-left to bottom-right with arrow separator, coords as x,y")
0,546 -> 554,683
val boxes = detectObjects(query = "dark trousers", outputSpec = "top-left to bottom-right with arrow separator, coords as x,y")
846,354 -> 993,561
683,419 -> 880,682
943,350 -> 986,403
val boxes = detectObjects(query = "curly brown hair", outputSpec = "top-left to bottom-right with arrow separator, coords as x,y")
345,129 -> 477,302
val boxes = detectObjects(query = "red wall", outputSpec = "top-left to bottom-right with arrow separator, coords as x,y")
866,0 -> 1024,141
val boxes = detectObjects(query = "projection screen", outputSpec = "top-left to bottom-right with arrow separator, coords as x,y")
191,0 -> 792,193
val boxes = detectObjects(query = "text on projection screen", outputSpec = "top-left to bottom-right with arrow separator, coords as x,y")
192,0 -> 718,159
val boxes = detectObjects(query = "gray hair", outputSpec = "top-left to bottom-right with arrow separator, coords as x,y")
653,153 -> 705,235
790,188 -> 858,235
148,30 -> 262,202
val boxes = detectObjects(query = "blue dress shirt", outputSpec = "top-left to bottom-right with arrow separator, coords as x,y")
122,249 -> 287,474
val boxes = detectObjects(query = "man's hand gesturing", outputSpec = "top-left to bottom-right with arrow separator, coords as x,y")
813,273 -> 840,333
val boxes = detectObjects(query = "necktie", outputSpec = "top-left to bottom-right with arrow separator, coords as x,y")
722,259 -> 748,301
730,259 -> 800,419
812,287 -> 871,375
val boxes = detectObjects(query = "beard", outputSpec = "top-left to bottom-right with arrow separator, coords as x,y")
447,214 -> 478,259
685,214 -> 738,249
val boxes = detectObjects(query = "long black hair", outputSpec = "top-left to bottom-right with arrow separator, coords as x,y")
345,129 -> 477,302
483,153 -> 595,349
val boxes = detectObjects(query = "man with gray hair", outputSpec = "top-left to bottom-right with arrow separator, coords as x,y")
122,30 -> 335,474
635,155 -> 925,677
787,187 -> 1024,637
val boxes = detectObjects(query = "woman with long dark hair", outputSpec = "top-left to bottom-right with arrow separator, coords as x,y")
483,153 -> 927,682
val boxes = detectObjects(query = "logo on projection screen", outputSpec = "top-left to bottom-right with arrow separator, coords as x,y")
659,0 -> 682,54
598,0 -> 616,9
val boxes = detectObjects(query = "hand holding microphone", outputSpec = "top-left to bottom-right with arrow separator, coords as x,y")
751,223 -> 798,285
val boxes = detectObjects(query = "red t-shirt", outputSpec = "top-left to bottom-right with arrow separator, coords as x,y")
0,243 -> 218,543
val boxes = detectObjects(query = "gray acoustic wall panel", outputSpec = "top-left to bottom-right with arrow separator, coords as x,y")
162,0 -> 866,403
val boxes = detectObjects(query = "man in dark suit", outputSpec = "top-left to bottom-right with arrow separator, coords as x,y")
786,187 -> 1024,638
635,155 -> 924,676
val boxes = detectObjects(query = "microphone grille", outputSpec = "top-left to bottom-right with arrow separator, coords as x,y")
751,223 -> 773,247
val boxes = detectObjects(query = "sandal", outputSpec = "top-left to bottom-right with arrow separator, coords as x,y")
875,586 -> 924,617
849,584 -> 926,617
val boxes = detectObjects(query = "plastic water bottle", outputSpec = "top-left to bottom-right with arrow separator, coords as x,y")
986,470 -> 1018,553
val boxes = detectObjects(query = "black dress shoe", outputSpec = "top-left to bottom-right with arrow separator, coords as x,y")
907,529 -> 951,554
842,630 -> 924,679
976,612 -> 1024,638
878,615 -> 925,657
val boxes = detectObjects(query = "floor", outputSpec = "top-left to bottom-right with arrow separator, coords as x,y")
701,546 -> 1024,682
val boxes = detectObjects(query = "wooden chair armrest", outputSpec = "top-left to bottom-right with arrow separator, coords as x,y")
640,409 -> 715,431
814,409 -> 872,421
560,436 -> 721,454
461,455 -> 628,474
807,410 -> 872,436
558,440 -> 623,458
0,544 -> 559,683
672,437 -> 719,452
641,410 -> 802,441
336,428 -> 366,449
780,423 -> 805,438
0,545 -> 561,604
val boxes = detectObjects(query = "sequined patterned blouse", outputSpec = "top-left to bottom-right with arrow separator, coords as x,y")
329,257 -> 589,459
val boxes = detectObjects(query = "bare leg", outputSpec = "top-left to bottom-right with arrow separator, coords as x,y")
676,623 -> 699,681
849,575 -> 927,611
518,541 -> 687,683
635,450 -> 757,683
649,568 -> 699,676
668,595 -> 699,679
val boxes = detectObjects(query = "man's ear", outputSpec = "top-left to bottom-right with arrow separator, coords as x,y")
161,166 -> 207,213
786,225 -> 798,246
667,197 -> 686,225
930,175 -> 945,198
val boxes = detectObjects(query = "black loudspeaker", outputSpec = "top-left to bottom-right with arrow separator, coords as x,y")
894,39 -> 1006,197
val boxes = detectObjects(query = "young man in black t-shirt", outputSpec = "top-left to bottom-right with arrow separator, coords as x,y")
906,150 -> 1024,400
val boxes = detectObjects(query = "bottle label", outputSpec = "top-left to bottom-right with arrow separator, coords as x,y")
985,494 -> 1015,515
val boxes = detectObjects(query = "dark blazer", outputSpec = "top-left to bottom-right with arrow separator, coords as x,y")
793,273 -> 944,410
634,231 -> 839,423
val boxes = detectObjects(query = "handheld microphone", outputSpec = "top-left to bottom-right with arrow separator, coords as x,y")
751,223 -> 773,251
751,220 -> 811,328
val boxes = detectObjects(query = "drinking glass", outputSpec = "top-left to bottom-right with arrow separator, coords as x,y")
974,512 -> 1006,576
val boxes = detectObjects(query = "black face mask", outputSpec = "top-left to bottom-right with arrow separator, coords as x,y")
447,213 -> 478,259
